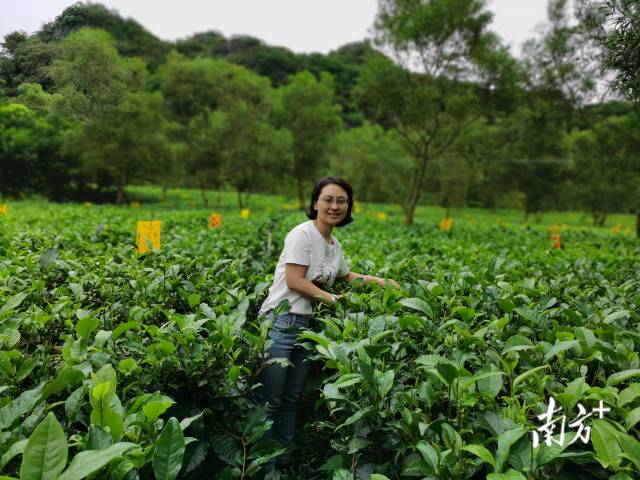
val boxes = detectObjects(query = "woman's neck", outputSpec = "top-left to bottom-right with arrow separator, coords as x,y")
313,219 -> 333,242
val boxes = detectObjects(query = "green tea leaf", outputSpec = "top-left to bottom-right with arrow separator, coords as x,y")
618,383 -> 640,408
38,248 -> 59,270
495,426 -> 526,473
462,444 -> 495,468
487,470 -> 526,480
415,440 -> 439,473
591,420 -> 622,469
20,412 -> 68,480
76,314 -> 99,339
512,365 -> 547,392
0,292 -> 28,315
606,369 -> 640,388
625,407 -> 640,431
297,331 -> 330,349
501,335 -> 534,354
399,298 -> 433,317
336,407 -> 375,430
0,383 -> 43,429
143,395 -> 175,422
543,340 -> 579,363
0,439 -> 27,470
436,361 -> 459,385
59,442 -> 137,480
153,418 -> 185,480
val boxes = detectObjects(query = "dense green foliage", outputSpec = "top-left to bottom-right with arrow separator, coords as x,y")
0,196 -> 638,478
0,1 -> 639,232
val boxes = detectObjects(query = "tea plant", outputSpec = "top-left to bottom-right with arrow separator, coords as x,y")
0,201 -> 638,479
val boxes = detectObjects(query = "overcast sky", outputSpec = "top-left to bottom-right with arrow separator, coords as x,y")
1,0 -> 549,56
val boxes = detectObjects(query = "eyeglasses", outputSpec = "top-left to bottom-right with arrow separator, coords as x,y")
319,197 -> 348,207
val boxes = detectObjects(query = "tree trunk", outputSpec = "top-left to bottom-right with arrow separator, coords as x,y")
404,153 -> 429,225
116,185 -> 123,205
117,170 -> 126,205
201,188 -> 209,207
160,184 -> 168,201
237,189 -> 245,209
599,213 -> 607,227
216,191 -> 221,208
592,211 -> 607,227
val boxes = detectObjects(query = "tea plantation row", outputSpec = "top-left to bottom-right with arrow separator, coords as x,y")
0,202 -> 638,479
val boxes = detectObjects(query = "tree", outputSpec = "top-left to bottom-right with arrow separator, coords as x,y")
0,32 -> 60,96
361,0 -> 504,224
37,2 -> 168,67
50,28 -> 146,118
50,28 -> 167,203
185,110 -> 227,206
278,71 -> 342,208
156,52 -> 273,122
581,0 -> 640,236
157,53 -> 289,203
328,123 -> 411,204
69,90 -> 172,204
523,0 -> 602,117
0,103 -> 70,198
568,115 -> 638,226
221,100 -> 293,208
15,82 -> 62,118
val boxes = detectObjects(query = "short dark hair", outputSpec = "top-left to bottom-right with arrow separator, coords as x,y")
306,176 -> 354,227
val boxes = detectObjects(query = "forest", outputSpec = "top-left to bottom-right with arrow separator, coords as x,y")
0,0 -> 639,230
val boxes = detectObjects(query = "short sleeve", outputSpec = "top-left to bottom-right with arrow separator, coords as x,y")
336,247 -> 349,278
282,228 -> 311,265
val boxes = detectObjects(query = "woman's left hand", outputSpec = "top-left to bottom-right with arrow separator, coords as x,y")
375,277 -> 400,290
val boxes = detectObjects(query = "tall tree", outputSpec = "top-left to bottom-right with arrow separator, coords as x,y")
328,123 -> 412,204
0,32 -> 59,96
568,115 -> 638,226
278,71 -> 342,208
581,0 -> 640,236
361,0 -> 504,224
50,28 -> 165,203
0,103 -> 69,198
522,0 -> 603,133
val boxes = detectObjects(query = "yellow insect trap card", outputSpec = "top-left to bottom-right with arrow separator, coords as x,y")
136,220 -> 161,253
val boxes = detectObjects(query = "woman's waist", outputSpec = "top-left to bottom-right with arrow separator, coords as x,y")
264,310 -> 314,327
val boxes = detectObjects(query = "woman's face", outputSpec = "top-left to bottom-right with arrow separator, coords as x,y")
313,183 -> 349,227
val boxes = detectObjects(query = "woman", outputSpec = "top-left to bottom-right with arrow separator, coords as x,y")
255,176 -> 399,470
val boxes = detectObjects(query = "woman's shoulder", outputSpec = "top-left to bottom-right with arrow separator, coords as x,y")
285,220 -> 314,239
288,220 -> 314,235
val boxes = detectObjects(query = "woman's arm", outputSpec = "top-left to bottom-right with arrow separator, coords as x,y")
340,271 -> 400,289
285,263 -> 337,303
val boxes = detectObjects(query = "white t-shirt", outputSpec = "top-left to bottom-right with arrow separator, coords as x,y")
259,220 -> 350,316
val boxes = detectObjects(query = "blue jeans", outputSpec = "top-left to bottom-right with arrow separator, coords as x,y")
255,311 -> 313,465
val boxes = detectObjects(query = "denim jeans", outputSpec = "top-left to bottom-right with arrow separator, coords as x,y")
255,311 -> 313,466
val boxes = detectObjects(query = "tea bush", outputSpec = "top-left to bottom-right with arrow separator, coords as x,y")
0,201 -> 638,479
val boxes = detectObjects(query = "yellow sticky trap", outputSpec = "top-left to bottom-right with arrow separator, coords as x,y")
240,208 -> 250,220
376,212 -> 386,221
0,204 -> 7,215
550,225 -> 561,249
439,217 -> 453,231
136,220 -> 161,253
208,212 -> 222,228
